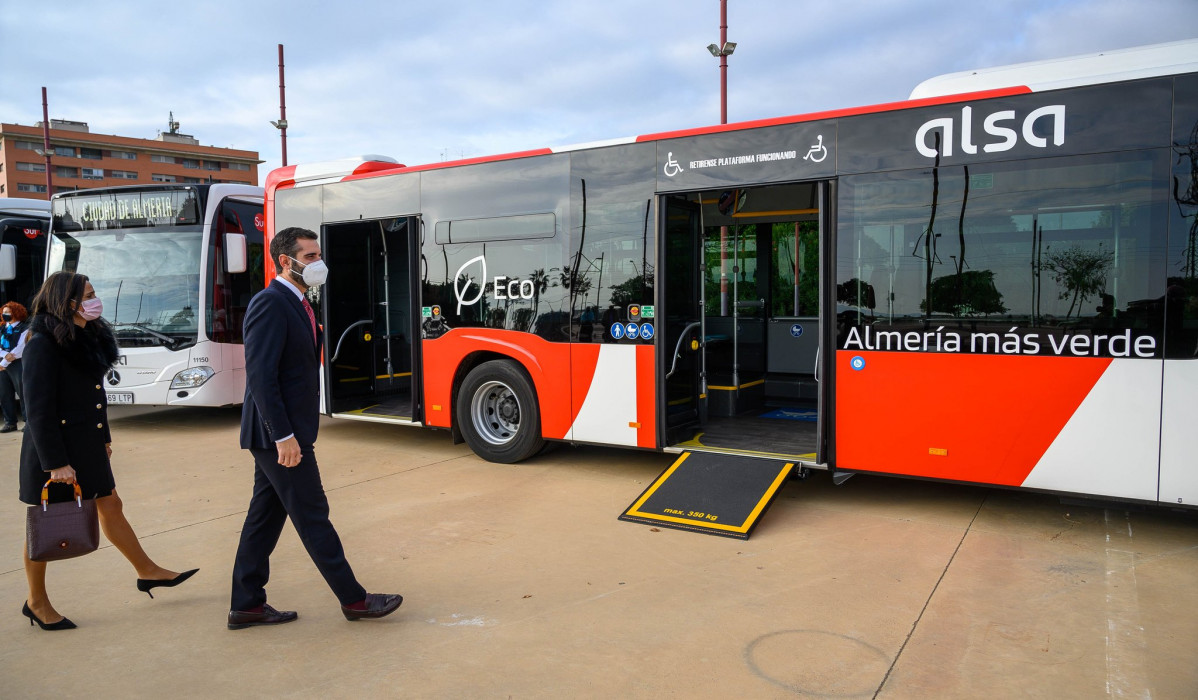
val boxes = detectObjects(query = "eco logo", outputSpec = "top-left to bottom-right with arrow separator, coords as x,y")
453,255 -> 487,314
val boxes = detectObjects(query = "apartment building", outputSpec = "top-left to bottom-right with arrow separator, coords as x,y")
0,118 -> 260,199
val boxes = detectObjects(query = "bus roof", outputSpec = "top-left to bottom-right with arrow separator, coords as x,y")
0,197 -> 51,217
268,40 -> 1196,192
909,38 -> 1198,99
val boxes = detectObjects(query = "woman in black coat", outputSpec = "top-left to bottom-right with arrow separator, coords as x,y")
19,272 -> 196,630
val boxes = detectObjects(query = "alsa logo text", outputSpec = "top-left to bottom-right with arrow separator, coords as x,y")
915,104 -> 1065,159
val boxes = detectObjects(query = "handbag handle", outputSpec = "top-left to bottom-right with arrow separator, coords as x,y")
40,479 -> 83,511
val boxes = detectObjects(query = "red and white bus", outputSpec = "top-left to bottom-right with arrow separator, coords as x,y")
266,40 -> 1198,508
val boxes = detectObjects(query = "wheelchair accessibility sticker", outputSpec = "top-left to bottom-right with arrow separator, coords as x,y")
663,152 -> 683,178
850,356 -> 866,371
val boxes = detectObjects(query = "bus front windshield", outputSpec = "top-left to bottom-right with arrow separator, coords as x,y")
48,227 -> 204,349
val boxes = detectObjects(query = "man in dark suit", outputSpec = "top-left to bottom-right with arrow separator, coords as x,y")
229,227 -> 401,629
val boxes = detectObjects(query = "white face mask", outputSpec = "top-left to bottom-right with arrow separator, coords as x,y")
287,256 -> 329,287
78,297 -> 104,321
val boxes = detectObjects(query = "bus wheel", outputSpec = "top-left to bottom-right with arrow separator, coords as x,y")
457,360 -> 544,464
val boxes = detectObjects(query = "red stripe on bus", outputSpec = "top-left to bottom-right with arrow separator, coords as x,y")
834,350 -> 1108,486
635,87 -> 1033,142
636,345 -> 657,448
265,165 -> 298,194
421,328 -> 574,436
339,149 -> 556,182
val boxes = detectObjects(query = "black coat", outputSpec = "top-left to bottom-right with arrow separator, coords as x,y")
18,314 -> 120,504
240,278 -> 323,450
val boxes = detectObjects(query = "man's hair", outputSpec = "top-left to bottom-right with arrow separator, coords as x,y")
271,227 -> 318,266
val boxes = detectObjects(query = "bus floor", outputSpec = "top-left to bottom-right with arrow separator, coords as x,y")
338,392 -> 413,420
674,405 -> 818,460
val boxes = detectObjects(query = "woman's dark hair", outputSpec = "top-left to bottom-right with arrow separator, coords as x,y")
1,300 -> 28,322
30,271 -> 89,345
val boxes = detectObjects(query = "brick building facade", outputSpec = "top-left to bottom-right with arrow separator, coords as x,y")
0,119 -> 260,199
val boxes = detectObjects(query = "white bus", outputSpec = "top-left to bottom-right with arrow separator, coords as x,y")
0,198 -> 52,308
49,184 -> 265,406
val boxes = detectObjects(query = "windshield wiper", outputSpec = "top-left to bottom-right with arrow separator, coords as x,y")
113,322 -> 185,350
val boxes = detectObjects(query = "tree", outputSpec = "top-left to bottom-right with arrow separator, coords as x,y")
1042,244 -> 1113,318
924,270 -> 1006,316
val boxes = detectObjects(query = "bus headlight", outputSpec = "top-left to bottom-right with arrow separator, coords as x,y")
171,366 -> 215,388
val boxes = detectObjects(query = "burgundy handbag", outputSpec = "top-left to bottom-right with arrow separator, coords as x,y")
26,481 -> 100,562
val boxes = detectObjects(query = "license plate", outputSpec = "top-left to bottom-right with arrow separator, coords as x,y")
107,392 -> 134,405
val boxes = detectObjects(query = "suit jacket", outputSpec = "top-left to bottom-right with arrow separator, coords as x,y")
239,278 -> 324,450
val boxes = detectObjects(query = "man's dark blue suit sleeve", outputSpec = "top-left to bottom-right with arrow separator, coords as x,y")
241,282 -> 293,446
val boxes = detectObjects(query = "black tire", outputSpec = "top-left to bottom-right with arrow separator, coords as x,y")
456,359 -> 545,464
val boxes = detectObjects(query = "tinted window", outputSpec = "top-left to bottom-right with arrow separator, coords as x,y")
421,156 -> 570,341
207,199 -> 265,344
569,144 -> 657,343
1168,74 -> 1198,358
837,150 -> 1170,358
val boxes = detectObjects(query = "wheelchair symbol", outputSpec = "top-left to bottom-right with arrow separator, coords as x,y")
663,152 -> 684,177
803,135 -> 827,163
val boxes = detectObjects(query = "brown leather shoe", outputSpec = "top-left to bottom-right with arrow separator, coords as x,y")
341,593 -> 403,621
228,603 -> 298,630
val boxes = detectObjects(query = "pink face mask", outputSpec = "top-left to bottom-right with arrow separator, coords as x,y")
77,297 -> 103,321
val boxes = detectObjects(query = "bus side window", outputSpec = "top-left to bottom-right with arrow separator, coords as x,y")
208,200 -> 265,344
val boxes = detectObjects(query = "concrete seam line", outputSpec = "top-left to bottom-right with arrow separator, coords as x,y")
873,494 -> 987,699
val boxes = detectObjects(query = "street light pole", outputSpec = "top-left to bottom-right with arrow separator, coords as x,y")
277,44 -> 288,167
719,0 -> 728,125
41,87 -> 53,199
706,1 -> 737,315
706,0 -> 735,125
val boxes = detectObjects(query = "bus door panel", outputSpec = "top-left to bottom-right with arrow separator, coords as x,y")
371,217 -> 415,400
322,216 -> 419,418
1159,361 -> 1198,506
661,197 -> 704,444
704,223 -> 765,417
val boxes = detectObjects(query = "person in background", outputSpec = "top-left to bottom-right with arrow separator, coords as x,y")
0,301 -> 29,432
18,272 -> 197,631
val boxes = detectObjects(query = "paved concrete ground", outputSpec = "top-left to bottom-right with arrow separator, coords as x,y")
1,406 -> 1196,699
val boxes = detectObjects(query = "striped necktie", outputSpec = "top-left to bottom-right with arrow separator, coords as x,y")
301,297 -> 317,344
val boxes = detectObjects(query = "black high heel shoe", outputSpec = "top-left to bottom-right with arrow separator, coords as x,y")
136,568 -> 199,599
22,602 -> 76,630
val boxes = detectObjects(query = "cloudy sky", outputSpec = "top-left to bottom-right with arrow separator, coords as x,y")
2,0 -> 1195,177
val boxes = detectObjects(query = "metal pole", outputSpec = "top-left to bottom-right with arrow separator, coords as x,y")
719,0 -> 728,125
278,44 -> 288,167
41,87 -> 53,198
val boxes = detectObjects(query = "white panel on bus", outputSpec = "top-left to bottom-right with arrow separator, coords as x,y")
910,39 -> 1198,98
569,345 -> 640,447
1159,360 -> 1198,506
1021,359 -> 1161,502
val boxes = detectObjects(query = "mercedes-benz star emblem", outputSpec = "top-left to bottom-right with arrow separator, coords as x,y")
106,369 -> 121,386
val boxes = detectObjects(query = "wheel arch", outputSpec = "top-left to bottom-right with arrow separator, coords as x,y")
450,349 -> 544,438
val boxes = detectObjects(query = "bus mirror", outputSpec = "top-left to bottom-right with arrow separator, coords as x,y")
0,244 -> 15,281
225,233 -> 247,273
